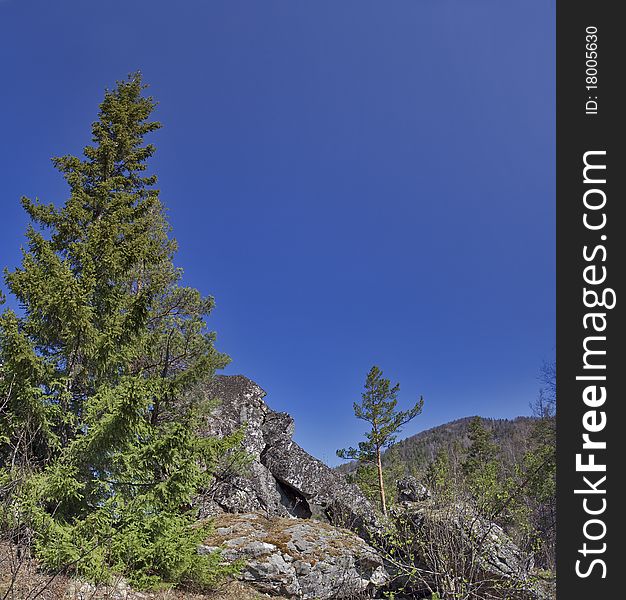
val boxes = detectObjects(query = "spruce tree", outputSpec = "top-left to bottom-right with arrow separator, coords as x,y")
0,74 -> 241,589
462,417 -> 499,477
462,417 -> 502,515
337,366 -> 423,516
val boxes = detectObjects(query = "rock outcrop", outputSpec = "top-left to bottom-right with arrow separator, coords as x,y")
192,376 -> 545,599
196,375 -> 381,539
200,512 -> 388,599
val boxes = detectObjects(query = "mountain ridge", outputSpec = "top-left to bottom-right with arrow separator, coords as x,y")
335,415 -> 538,475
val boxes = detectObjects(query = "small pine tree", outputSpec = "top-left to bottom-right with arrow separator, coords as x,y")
337,366 -> 423,516
0,74 -> 242,589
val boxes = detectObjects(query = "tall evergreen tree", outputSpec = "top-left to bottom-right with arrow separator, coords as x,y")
0,74 -> 240,589
462,417 -> 503,516
337,366 -> 423,516
462,417 -> 499,476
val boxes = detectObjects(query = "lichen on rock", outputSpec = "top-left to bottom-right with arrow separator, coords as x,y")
200,512 -> 388,599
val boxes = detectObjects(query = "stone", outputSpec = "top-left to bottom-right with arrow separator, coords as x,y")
65,578 -> 152,600
396,476 -> 431,503
202,512 -> 389,599
195,375 -> 382,539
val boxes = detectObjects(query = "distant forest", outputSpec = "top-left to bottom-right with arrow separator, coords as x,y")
336,415 -> 538,478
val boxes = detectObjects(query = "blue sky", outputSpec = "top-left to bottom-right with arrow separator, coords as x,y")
0,0 -> 555,465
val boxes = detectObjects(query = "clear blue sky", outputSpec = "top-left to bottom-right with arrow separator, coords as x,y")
0,0 -> 555,465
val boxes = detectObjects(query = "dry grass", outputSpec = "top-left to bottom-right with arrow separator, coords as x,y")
1,541 -> 71,599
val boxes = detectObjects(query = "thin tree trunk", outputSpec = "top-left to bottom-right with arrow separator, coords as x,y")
376,447 -> 387,516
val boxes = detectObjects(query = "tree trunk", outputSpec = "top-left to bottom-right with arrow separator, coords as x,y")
376,447 -> 387,516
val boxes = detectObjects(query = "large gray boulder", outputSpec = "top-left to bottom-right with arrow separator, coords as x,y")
199,512 -> 388,599
195,375 -> 381,539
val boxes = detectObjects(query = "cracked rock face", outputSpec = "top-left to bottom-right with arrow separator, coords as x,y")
195,375 -> 381,539
192,375 -> 389,598
199,512 -> 388,600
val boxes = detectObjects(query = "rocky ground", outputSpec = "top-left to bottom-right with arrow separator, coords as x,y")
200,512 -> 387,599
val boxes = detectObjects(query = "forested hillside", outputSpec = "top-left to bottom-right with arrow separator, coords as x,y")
336,415 -> 538,478
336,411 -> 556,581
